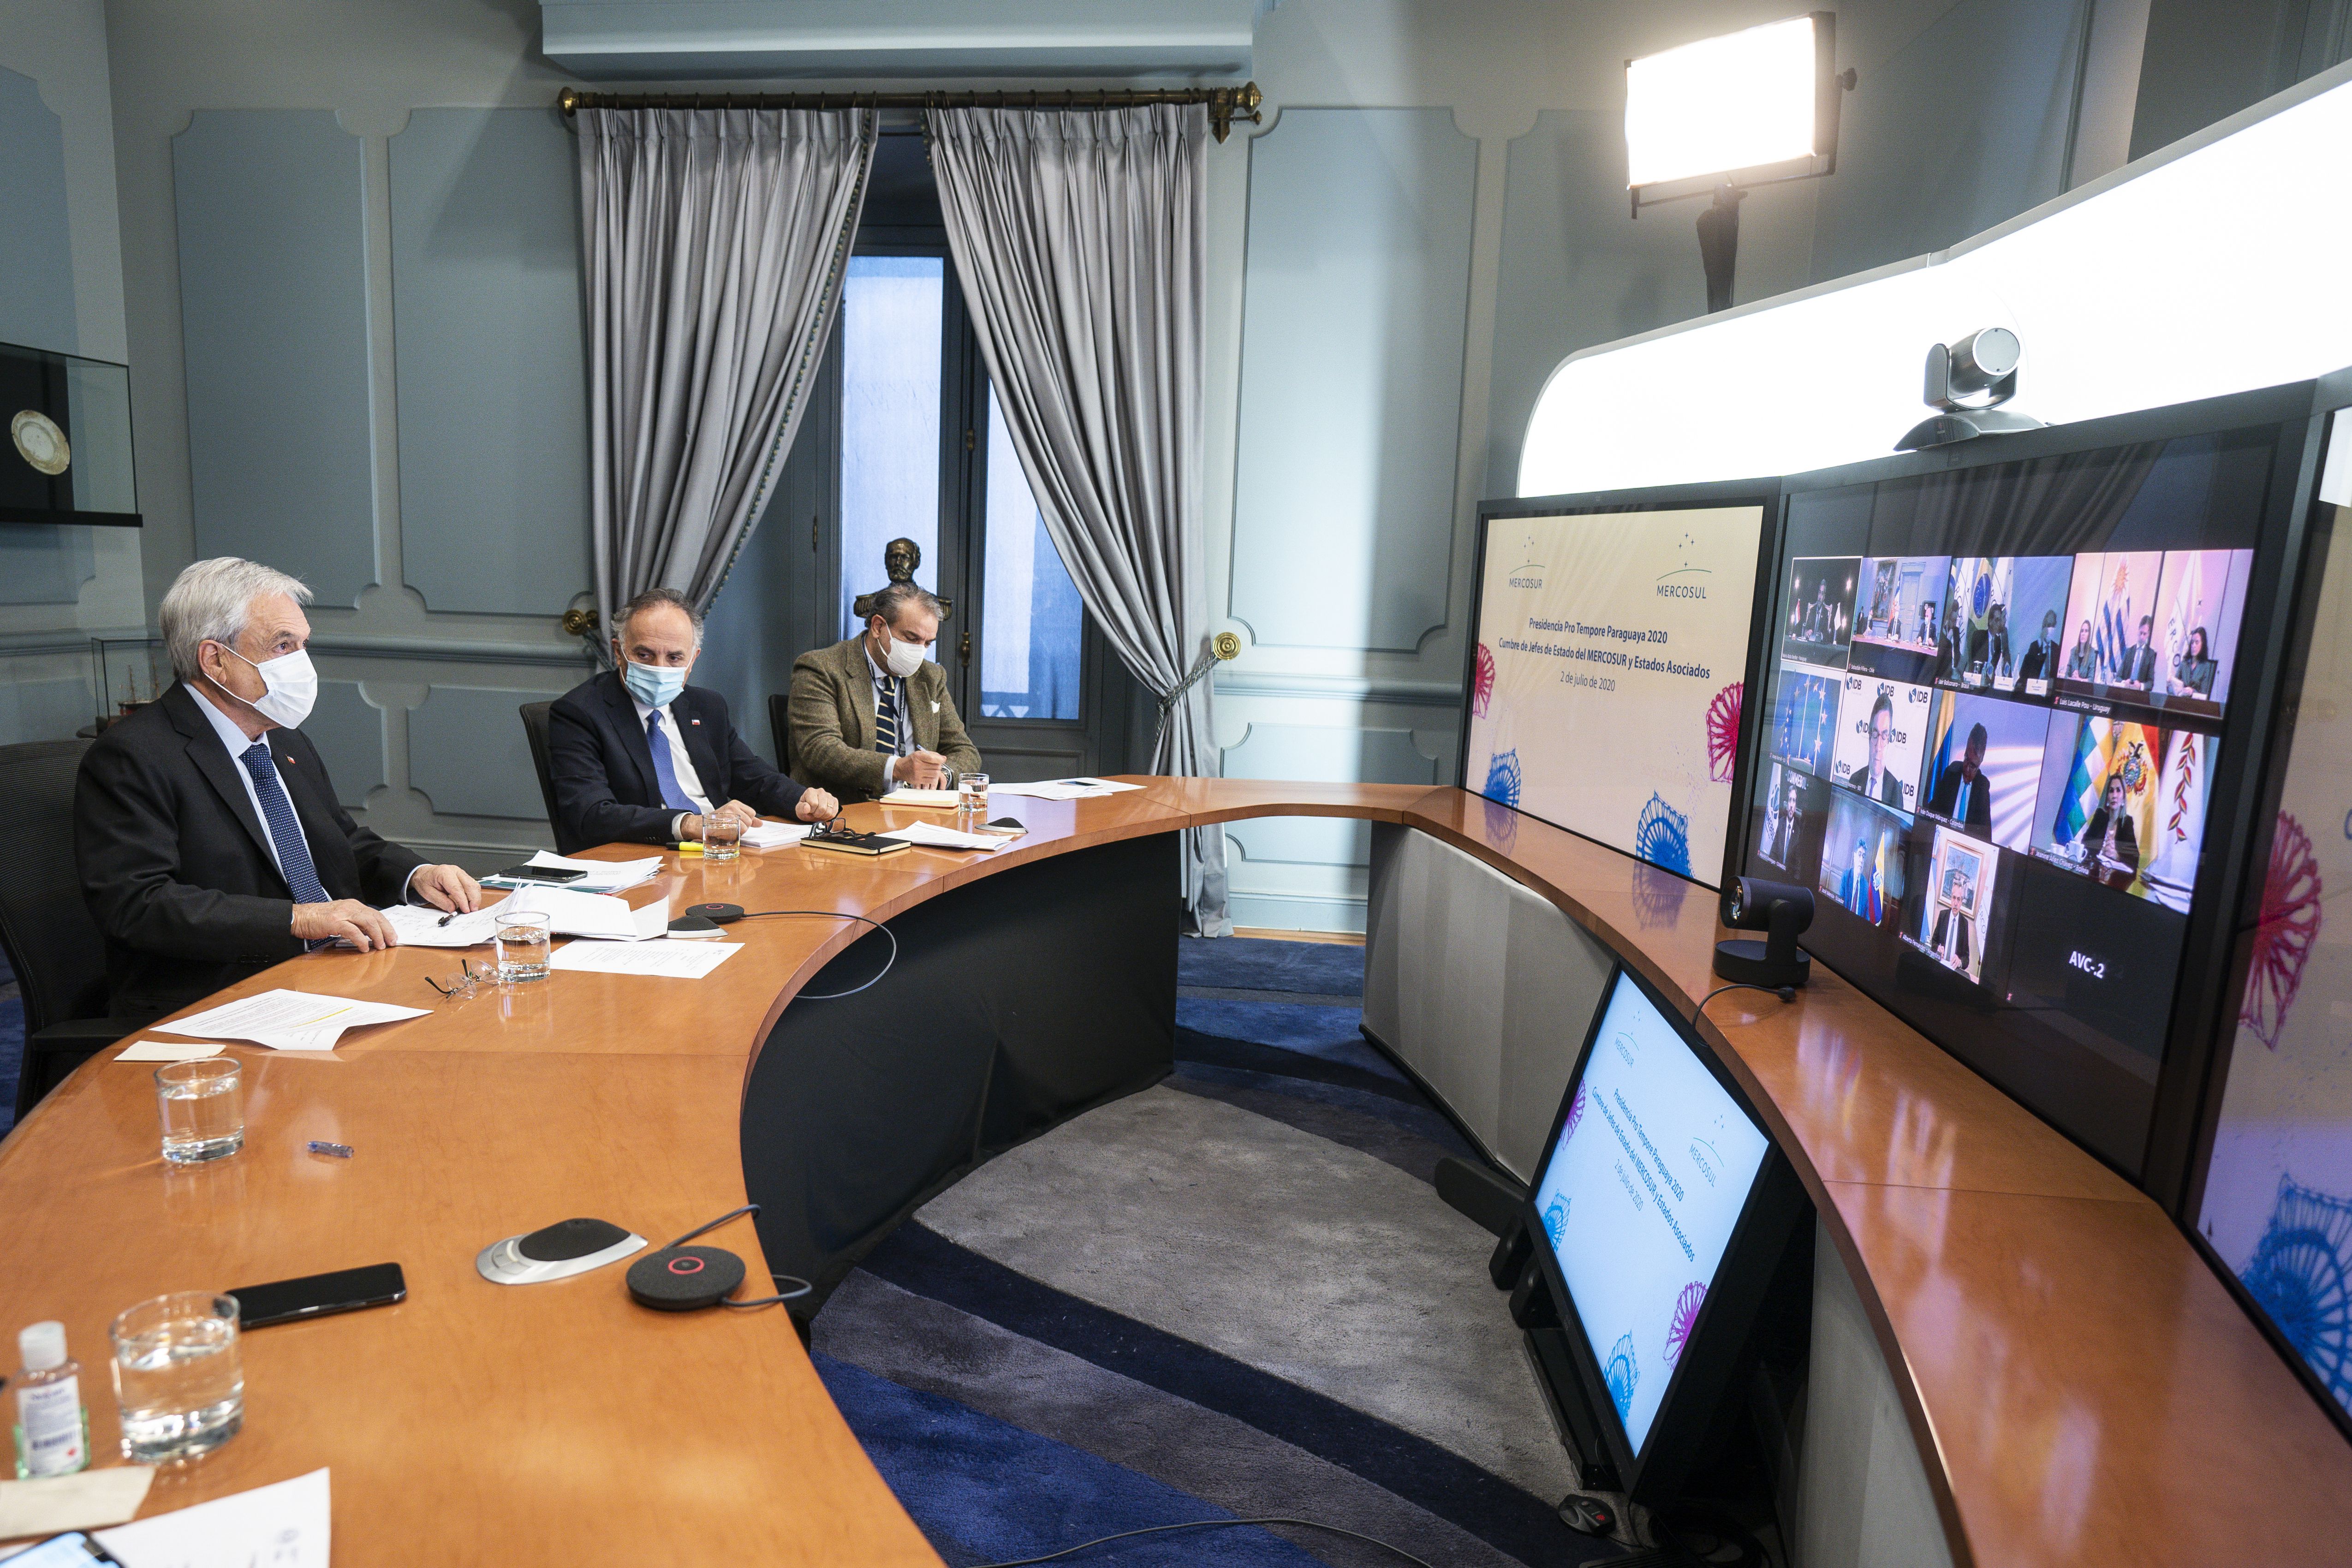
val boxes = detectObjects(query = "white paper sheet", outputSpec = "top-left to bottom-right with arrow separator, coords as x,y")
0,1466 -> 155,1540
477,852 -> 661,894
740,821 -> 811,848
115,1041 -> 226,1063
377,902 -> 503,948
878,788 -> 960,807
880,822 -> 1025,852
94,1468 -> 328,1568
988,777 -> 1143,800
152,990 -> 428,1051
498,885 -> 667,941
546,941 -> 743,979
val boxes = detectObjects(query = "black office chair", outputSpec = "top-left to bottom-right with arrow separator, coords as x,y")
518,702 -> 561,837
0,739 -> 139,1123
767,693 -> 796,780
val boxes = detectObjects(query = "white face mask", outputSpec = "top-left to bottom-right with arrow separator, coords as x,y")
217,645 -> 318,729
878,631 -> 926,680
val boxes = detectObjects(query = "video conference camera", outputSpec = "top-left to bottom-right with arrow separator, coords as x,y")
1715,877 -> 1814,989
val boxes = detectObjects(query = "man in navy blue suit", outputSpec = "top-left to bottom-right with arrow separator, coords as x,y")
546,589 -> 838,855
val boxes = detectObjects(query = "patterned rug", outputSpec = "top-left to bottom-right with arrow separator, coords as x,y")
811,936 -> 1614,1568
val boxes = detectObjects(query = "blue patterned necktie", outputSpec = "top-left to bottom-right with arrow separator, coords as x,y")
645,711 -> 697,811
238,740 -> 330,905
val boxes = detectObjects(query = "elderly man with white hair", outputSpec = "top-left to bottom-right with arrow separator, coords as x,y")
75,557 -> 482,1022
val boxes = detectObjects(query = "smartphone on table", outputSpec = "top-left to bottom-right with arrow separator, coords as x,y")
228,1262 -> 406,1329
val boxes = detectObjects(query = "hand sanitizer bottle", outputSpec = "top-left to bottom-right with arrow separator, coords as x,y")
12,1321 -> 89,1477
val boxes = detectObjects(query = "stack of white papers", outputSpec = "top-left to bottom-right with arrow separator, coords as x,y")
989,777 -> 1143,800
379,902 -> 501,948
503,885 -> 669,941
881,821 -> 1026,853
548,941 -> 742,979
741,820 -> 811,848
482,852 -> 662,894
155,990 -> 429,1051
879,787 -> 961,807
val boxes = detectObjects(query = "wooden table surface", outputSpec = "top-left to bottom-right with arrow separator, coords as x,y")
0,781 -> 2344,1566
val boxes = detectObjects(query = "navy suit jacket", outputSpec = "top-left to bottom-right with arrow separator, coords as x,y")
546,670 -> 806,854
75,684 -> 425,1021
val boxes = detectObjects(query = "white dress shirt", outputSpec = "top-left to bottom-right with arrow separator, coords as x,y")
188,682 -> 423,906
627,690 -> 713,841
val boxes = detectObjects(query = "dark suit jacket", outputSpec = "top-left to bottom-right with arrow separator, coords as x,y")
2119,644 -> 2157,685
75,684 -> 426,1022
1849,763 -> 1904,810
787,636 -> 982,804
1929,906 -> 1974,970
546,671 -> 807,855
1926,761 -> 1994,834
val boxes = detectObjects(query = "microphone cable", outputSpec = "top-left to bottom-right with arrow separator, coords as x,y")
659,1204 -> 811,1309
731,909 -> 899,999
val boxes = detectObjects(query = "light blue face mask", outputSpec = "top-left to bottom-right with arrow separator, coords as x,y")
622,658 -> 687,709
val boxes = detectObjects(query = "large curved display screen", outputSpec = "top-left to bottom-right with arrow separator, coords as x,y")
2199,411 -> 2352,1434
1465,506 -> 1765,882
1748,427 -> 2279,1172
1530,969 -> 1772,1455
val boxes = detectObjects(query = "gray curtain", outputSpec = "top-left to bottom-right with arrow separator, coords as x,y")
578,107 -> 875,631
925,104 -> 1230,935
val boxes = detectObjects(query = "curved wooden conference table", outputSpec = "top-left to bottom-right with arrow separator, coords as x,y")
1,780 -> 2347,1567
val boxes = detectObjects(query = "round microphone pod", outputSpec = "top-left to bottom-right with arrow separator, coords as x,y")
626,1244 -> 747,1311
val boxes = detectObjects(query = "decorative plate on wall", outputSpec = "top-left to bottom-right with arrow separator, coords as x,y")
11,408 -> 69,475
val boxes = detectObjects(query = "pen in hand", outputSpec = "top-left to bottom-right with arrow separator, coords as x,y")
438,911 -> 457,927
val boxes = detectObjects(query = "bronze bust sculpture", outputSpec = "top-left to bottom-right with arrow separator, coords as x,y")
852,536 -> 951,623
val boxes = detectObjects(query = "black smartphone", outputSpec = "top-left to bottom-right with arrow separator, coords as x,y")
13,1535 -> 125,1566
229,1262 -> 407,1329
492,864 -> 587,883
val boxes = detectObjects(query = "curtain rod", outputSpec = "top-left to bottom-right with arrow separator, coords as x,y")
558,82 -> 1263,142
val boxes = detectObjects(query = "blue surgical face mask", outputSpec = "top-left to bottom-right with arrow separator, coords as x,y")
622,658 -> 687,709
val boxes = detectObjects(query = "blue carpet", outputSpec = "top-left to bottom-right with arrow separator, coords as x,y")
1179,936 -> 1364,998
812,936 -> 1603,1568
816,1353 -> 1334,1568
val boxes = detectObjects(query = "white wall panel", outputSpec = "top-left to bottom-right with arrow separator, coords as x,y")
1230,107 -> 1477,654
389,107 -> 590,616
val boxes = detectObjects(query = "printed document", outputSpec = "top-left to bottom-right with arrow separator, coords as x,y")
95,1467 -> 329,1568
153,990 -> 427,1051
547,941 -> 743,980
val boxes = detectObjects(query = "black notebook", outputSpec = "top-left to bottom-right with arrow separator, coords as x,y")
803,828 -> 912,858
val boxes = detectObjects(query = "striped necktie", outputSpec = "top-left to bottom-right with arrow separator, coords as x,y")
238,740 -> 330,905
873,672 -> 901,755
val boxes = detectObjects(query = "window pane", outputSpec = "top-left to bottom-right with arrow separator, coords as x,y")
981,388 -> 1084,720
839,256 -> 943,639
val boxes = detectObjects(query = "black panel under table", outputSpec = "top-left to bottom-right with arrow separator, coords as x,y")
740,832 -> 1179,1314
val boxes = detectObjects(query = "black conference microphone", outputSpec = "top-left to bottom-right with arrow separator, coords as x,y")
1714,876 -> 1814,989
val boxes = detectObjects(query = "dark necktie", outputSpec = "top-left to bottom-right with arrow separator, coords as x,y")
873,673 -> 902,755
238,740 -> 330,905
645,711 -> 697,811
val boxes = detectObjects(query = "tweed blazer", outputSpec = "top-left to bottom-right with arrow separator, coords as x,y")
786,635 -> 982,803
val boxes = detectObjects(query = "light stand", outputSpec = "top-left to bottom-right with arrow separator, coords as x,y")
1695,186 -> 1746,313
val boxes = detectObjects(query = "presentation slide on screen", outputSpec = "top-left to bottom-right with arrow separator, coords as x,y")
1534,973 -> 1771,1453
1467,507 -> 1764,880
2200,483 -> 2352,1423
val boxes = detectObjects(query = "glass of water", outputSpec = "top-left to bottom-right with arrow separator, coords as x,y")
701,813 -> 744,863
494,911 -> 552,981
155,1058 -> 242,1164
958,772 -> 990,822
110,1292 -> 244,1463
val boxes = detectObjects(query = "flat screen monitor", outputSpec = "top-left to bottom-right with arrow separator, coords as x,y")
1524,966 -> 1784,1491
1465,495 -> 1770,885
1748,407 -> 2300,1174
2194,402 -> 2352,1439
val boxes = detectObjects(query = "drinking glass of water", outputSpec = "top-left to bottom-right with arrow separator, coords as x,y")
155,1058 -> 242,1164
958,772 -> 989,822
110,1292 -> 243,1463
494,912 -> 552,981
701,813 -> 745,862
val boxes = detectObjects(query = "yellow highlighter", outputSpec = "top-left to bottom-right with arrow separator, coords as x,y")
676,841 -> 703,856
